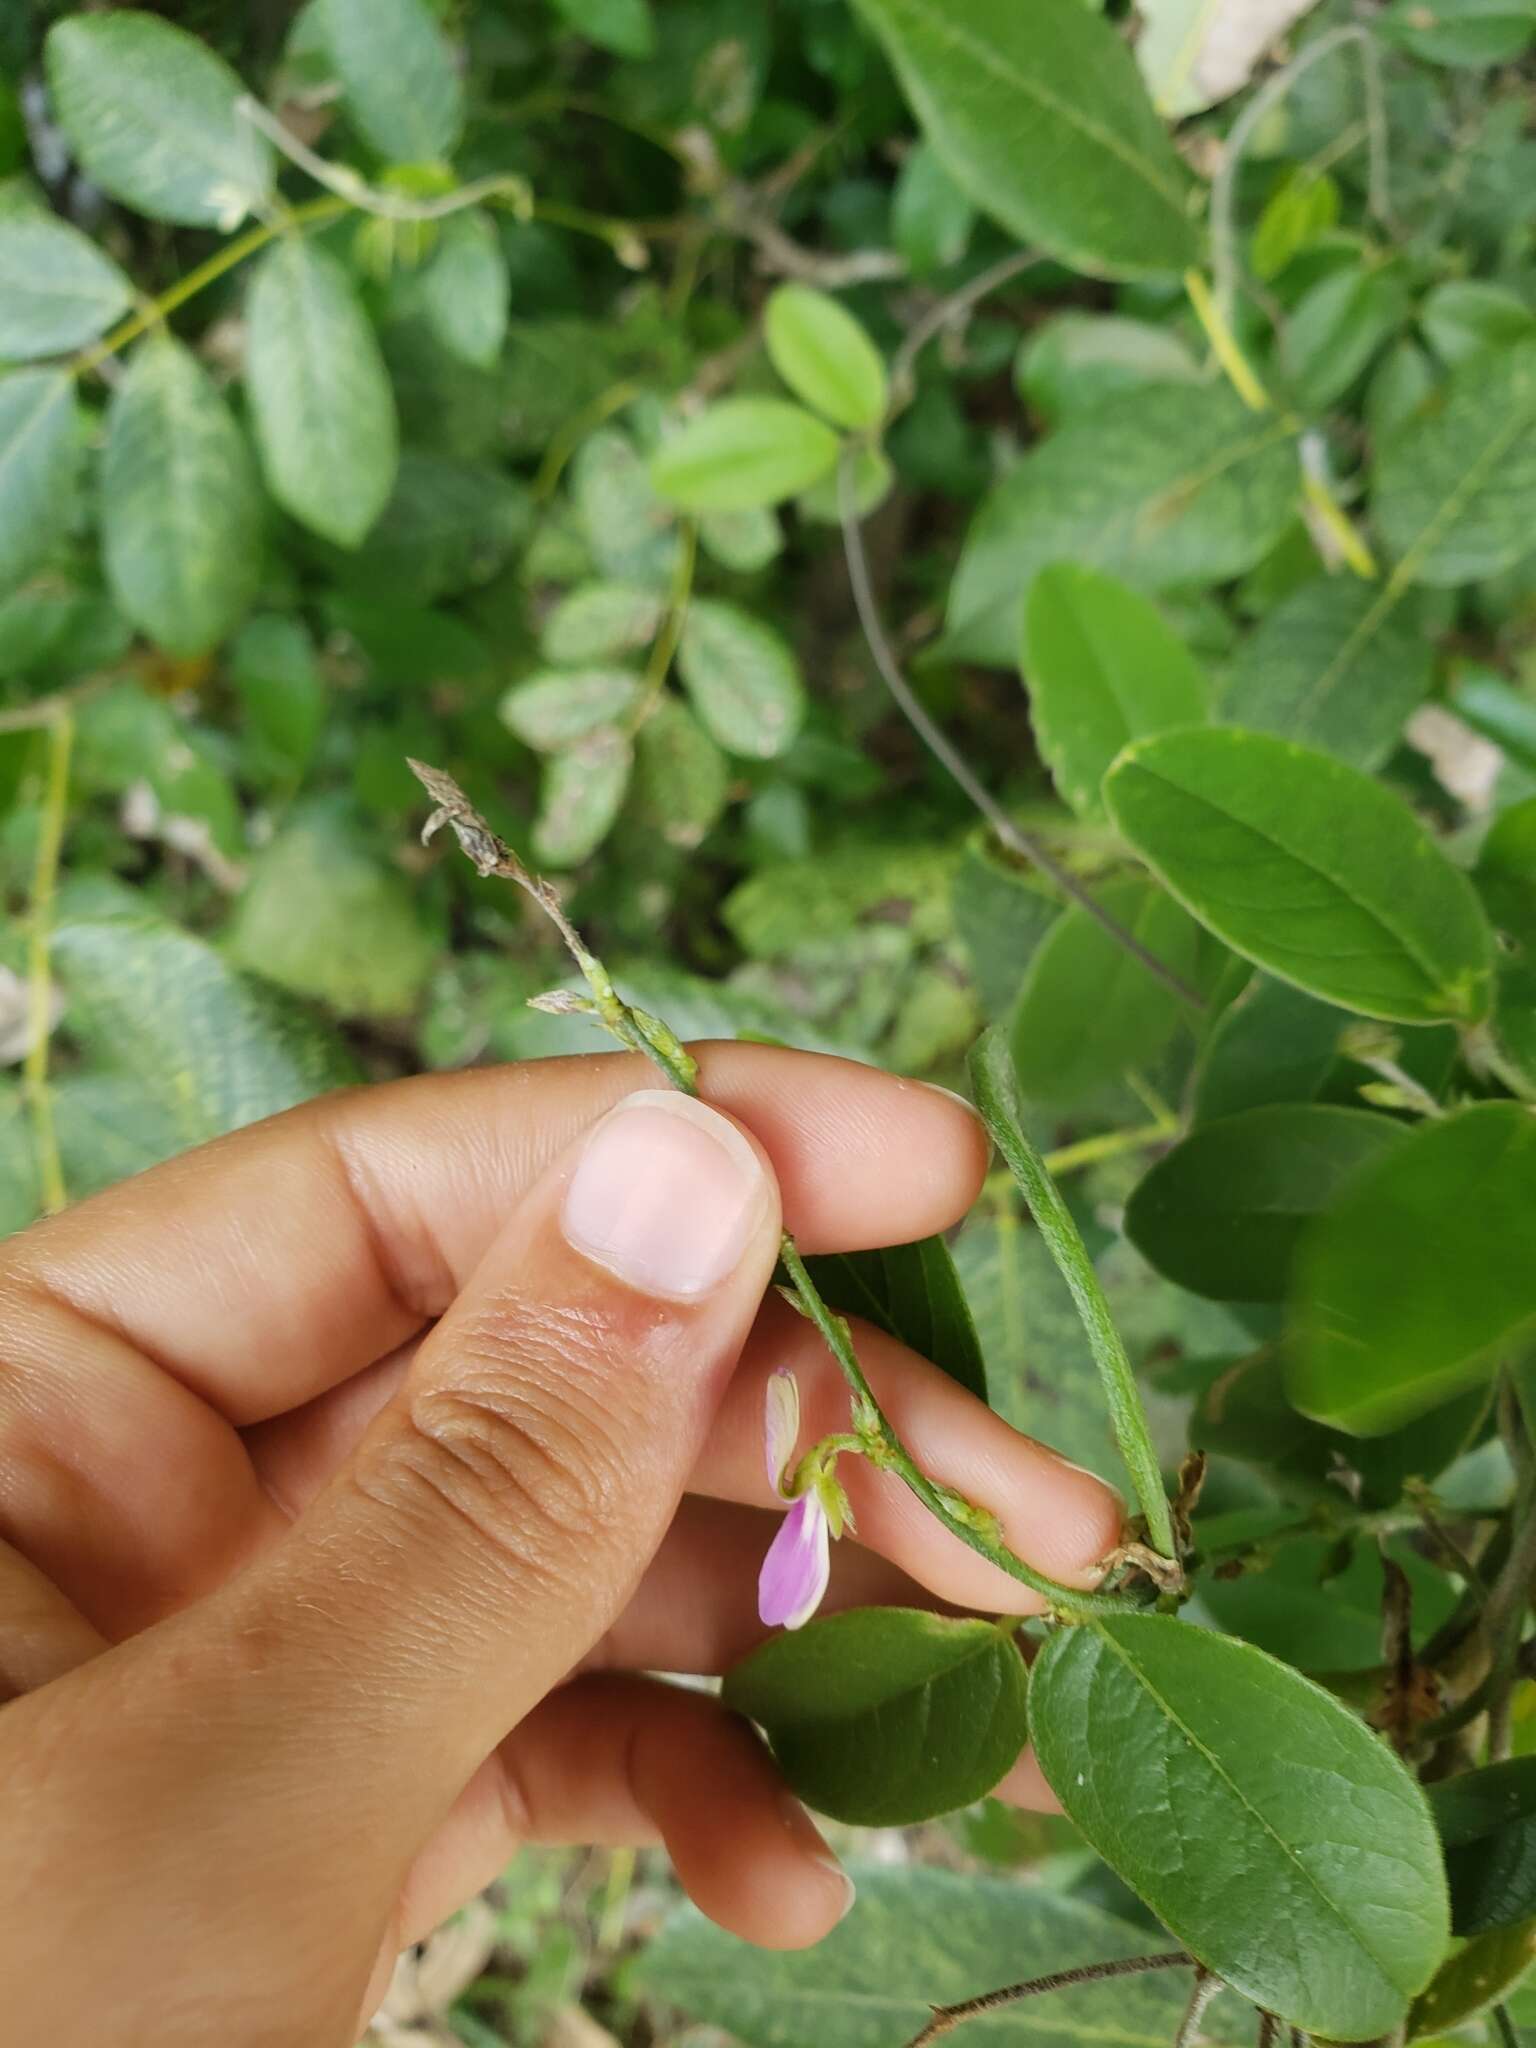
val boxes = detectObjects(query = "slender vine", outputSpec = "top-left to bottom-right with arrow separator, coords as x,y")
901,1951 -> 1195,2047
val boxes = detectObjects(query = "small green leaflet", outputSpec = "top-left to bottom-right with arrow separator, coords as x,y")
651,399 -> 841,512
1030,1613 -> 1450,2037
804,1237 -> 987,1400
764,285 -> 887,431
246,238 -> 399,548
500,669 -> 641,751
1289,1100 -> 1536,1435
1022,564 -> 1208,817
723,1608 -> 1029,1826
0,216 -> 131,360
100,337 -> 262,658
676,599 -> 806,759
1429,1758 -> 1536,1937
0,370 -> 80,598
312,0 -> 464,162
1104,727 -> 1495,1025
852,0 -> 1199,279
532,726 -> 632,867
45,11 -> 272,230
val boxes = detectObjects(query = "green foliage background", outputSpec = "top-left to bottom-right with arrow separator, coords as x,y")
10,0 -> 1536,2040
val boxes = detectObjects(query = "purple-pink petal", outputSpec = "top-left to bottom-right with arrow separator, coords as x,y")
758,1490 -> 831,1631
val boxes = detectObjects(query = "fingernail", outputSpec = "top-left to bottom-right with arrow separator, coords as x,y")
562,1090 -> 768,1300
918,1080 -> 979,1117
777,1792 -> 856,1919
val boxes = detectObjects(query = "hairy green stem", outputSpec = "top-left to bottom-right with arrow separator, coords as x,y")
408,760 -> 1130,1619
971,1030 -> 1177,1563
902,1953 -> 1195,2048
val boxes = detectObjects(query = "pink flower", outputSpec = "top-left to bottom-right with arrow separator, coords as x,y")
757,1368 -> 832,1632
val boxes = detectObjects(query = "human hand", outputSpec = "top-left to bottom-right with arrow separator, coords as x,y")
0,1046 -> 1121,2044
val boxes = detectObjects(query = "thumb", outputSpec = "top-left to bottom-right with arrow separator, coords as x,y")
248,1086 -> 782,1810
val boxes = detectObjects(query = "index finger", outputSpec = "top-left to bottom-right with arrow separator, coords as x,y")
4,1046 -> 986,1427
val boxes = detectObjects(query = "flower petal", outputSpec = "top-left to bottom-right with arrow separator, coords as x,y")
758,1491 -> 831,1632
764,1366 -> 801,1497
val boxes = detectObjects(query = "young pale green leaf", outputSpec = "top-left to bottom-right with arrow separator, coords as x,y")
948,385 -> 1297,666
970,1028 -> 1175,1558
1222,580 -> 1431,771
1194,976 -> 1346,1121
676,598 -> 805,759
227,816 -> 439,1022
231,615 -> 326,777
1408,1923 -> 1536,2039
313,0 -> 463,162
1010,879 -> 1201,1106
697,504 -> 782,573
0,370 -> 79,597
634,1866 -> 1246,2048
1429,1759 -> 1536,1938
630,699 -> 728,849
0,216 -> 131,360
891,141 -> 974,275
44,12 -> 271,230
422,211 -> 509,369
1021,564 -> 1208,818
650,399 -> 841,512
500,669 -> 641,752
1382,0 -> 1536,66
723,1608 -> 1029,1826
532,726 -> 632,867
246,239 -> 399,548
851,0 -> 1198,279
540,583 -> 663,665
100,338 -> 262,659
1373,341 -> 1536,586
1135,0 -> 1325,118
54,903 -> 357,1149
1289,1101 -> 1536,1435
1125,1105 -> 1405,1304
1104,727 -> 1496,1025
1252,168 -> 1341,281
1030,1613 -> 1450,2037
763,285 -> 888,432
548,0 -> 657,58
804,1237 -> 987,1401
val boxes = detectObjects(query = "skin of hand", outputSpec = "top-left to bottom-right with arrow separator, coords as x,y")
0,1044 -> 1121,2046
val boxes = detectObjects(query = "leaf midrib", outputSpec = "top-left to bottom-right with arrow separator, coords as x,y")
874,0 -> 1190,217
1089,1622 -> 1408,2000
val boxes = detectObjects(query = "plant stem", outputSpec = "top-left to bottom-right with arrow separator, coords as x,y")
22,709 -> 73,1217
408,760 -> 1131,1619
1494,2005 -> 1520,2048
72,196 -> 349,378
836,458 -> 1205,1014
902,1952 -> 1194,2046
1184,269 -> 1272,412
1039,1117 -> 1180,1181
629,518 -> 697,734
887,250 -> 1046,416
971,1030 -> 1178,1564
1174,1967 -> 1223,2048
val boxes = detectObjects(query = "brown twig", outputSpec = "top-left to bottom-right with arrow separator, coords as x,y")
903,1953 -> 1195,2046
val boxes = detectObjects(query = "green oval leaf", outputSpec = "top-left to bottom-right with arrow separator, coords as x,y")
541,582 -> 663,666
1408,1922 -> 1536,2040
1193,976 -> 1346,1122
764,284 -> 887,432
892,141 -> 975,275
1373,341 -> 1536,587
723,1608 -> 1029,1826
1104,727 -> 1495,1025
0,369 -> 79,598
630,699 -> 728,849
0,216 -> 131,360
1282,265 -> 1409,411
45,11 -> 272,230
1126,1106 -> 1406,1304
1022,564 -> 1208,818
101,338 -> 262,659
949,385 -> 1297,667
500,669 -> 642,752
246,238 -> 399,548
850,0 -> 1199,280
422,210 -> 509,370
1288,1100 -> 1536,1435
1030,1613 -> 1450,2038
676,598 -> 806,759
634,1866 -> 1252,2048
1010,879 -> 1201,1106
313,0 -> 464,163
804,1237 -> 987,1401
1222,580 -> 1432,772
532,726 -> 632,868
650,398 -> 841,512
1429,1759 -> 1536,1938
